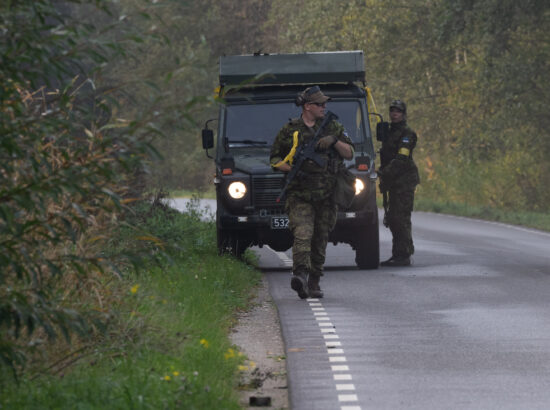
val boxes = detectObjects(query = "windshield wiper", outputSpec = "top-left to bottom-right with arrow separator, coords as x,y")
227,139 -> 268,145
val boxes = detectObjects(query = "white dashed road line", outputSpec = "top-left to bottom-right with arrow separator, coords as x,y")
308,298 -> 361,410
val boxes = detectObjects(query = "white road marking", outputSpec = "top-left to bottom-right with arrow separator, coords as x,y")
321,328 -> 336,333
307,301 -> 362,409
265,245 -> 293,266
338,394 -> 358,402
336,384 -> 356,391
334,374 -> 352,381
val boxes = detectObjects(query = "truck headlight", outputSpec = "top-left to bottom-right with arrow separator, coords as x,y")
355,178 -> 365,195
228,181 -> 247,199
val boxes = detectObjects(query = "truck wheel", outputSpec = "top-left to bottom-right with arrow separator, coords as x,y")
217,228 -> 247,258
354,222 -> 380,269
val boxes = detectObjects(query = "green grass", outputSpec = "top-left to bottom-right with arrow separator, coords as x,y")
0,202 -> 261,409
414,198 -> 550,232
376,194 -> 550,232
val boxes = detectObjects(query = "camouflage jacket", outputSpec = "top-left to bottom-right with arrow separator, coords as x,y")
379,120 -> 420,192
270,116 -> 354,202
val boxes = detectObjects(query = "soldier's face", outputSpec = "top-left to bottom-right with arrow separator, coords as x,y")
390,108 -> 404,123
306,102 -> 326,119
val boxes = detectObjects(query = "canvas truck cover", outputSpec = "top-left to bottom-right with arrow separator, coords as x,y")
219,51 -> 365,86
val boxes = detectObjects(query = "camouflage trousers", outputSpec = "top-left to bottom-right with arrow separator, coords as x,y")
286,196 -> 337,277
386,189 -> 415,258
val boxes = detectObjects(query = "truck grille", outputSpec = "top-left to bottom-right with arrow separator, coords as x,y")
252,175 -> 285,209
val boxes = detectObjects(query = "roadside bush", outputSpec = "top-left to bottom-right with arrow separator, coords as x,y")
0,0 -> 167,376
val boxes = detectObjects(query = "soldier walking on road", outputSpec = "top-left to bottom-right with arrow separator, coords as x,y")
270,86 -> 354,298
378,100 -> 420,266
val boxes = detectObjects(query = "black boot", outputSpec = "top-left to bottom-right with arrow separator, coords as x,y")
380,256 -> 411,267
307,275 -> 323,299
291,272 -> 309,299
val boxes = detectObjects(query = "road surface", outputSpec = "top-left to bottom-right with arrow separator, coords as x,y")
171,198 -> 550,409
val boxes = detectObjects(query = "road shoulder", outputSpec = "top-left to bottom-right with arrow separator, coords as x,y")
230,276 -> 289,409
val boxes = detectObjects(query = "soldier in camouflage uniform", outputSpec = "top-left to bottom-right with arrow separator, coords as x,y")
378,100 -> 420,266
270,86 -> 354,299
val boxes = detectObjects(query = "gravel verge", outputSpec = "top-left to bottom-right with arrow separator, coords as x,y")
230,276 -> 289,409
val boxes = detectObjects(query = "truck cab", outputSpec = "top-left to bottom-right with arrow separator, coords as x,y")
202,51 -> 380,269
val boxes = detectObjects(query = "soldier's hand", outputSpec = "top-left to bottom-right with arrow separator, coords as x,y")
316,135 -> 337,151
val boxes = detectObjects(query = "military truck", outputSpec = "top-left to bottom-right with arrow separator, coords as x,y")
201,51 -> 380,269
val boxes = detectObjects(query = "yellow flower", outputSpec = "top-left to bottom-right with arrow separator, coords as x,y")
249,361 -> 256,369
130,284 -> 139,294
238,365 -> 248,371
200,339 -> 209,348
224,348 -> 236,360
172,371 -> 180,377
163,375 -> 171,381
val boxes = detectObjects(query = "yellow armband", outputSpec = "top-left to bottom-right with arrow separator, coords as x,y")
398,147 -> 410,156
274,131 -> 299,167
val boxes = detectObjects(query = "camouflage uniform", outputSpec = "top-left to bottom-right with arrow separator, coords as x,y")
270,116 -> 353,278
379,119 -> 420,260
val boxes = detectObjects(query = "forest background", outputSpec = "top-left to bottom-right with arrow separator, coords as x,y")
1,0 -> 548,404
141,0 -> 549,214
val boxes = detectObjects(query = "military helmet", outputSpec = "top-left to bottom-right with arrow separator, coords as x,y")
389,99 -> 406,114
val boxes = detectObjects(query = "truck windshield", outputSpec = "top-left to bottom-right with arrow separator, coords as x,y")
224,101 -> 367,148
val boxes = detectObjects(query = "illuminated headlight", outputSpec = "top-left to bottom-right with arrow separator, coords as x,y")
228,181 -> 247,199
355,178 -> 365,195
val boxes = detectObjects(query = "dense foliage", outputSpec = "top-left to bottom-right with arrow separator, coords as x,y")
0,0 -> 206,374
264,0 -> 550,212
116,0 -> 549,213
2,0 -> 548,381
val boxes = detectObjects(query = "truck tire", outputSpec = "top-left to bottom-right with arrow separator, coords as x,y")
354,221 -> 380,270
217,228 -> 247,258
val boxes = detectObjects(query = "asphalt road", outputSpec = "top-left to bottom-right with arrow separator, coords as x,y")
258,212 -> 550,410
170,198 -> 550,409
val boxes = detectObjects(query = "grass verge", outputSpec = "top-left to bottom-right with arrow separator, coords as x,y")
414,198 -> 550,232
0,201 -> 261,409
376,195 -> 550,232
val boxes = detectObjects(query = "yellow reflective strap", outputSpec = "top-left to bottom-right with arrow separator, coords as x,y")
365,86 -> 381,124
281,131 -> 300,165
398,147 -> 410,156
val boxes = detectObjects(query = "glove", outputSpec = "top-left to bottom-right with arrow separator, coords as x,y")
316,135 -> 337,151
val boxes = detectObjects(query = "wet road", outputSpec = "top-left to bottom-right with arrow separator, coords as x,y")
170,198 -> 550,409
259,212 -> 550,410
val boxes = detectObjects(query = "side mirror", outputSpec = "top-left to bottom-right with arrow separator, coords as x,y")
376,121 -> 389,142
202,128 -> 214,159
202,129 -> 214,149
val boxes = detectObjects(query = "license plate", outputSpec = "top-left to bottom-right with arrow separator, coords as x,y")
271,217 -> 289,229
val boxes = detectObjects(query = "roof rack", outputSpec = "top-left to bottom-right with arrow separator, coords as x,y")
219,51 -> 365,86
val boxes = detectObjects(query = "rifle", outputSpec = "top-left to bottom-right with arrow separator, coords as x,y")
276,111 -> 338,203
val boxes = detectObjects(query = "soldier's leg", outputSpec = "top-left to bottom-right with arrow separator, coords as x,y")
287,198 -> 315,298
309,201 -> 337,297
387,190 -> 415,258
